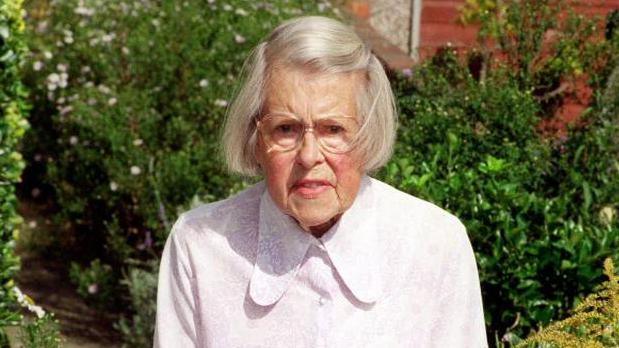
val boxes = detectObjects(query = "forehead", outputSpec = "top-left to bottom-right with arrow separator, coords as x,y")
263,65 -> 365,117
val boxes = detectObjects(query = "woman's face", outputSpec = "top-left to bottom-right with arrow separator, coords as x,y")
256,66 -> 365,234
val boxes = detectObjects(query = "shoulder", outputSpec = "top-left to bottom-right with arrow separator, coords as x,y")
369,178 -> 468,247
370,178 -> 464,231
170,181 -> 265,241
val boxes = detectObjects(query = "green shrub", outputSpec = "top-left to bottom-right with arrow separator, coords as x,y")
517,258 -> 619,348
1,0 -> 30,343
381,2 -> 619,344
69,258 -> 117,309
114,259 -> 158,348
17,312 -> 62,348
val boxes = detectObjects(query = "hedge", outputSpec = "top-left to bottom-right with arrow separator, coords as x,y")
1,0 -> 31,343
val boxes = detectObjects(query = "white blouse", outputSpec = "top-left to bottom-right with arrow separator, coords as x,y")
154,176 -> 488,347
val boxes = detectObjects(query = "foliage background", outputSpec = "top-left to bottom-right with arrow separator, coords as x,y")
10,0 -> 619,347
1,0 -> 61,346
1,0 -> 31,343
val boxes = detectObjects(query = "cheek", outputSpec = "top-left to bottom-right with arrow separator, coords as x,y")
262,153 -> 296,197
329,155 -> 363,198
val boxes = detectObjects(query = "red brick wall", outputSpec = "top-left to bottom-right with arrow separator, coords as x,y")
418,0 -> 619,60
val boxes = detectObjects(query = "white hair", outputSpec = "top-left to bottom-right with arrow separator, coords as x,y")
222,16 -> 397,176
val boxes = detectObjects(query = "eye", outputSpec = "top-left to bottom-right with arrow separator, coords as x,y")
328,125 -> 344,134
276,124 -> 294,133
272,122 -> 301,137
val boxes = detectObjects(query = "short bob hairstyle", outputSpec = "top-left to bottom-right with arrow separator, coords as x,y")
222,16 -> 397,176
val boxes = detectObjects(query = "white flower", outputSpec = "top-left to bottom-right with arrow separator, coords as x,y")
81,65 -> 91,74
43,51 -> 53,59
121,46 -> 130,55
13,287 -> 45,318
31,188 -> 41,198
199,79 -> 209,88
69,136 -> 79,145
133,138 -> 143,146
30,304 -> 46,319
28,220 -> 37,228
58,72 -> 69,88
13,287 -> 25,303
234,34 -> 246,44
214,99 -> 228,107
34,154 -> 43,162
87,283 -> 98,294
223,4 -> 232,11
98,84 -> 111,94
74,6 -> 95,16
235,8 -> 248,16
87,98 -> 96,105
151,19 -> 160,27
108,97 -> 117,106
600,206 -> 615,226
84,81 -> 94,88
64,35 -> 74,44
57,97 -> 65,104
102,33 -> 115,43
48,73 -> 60,84
59,106 -> 73,115
207,0 -> 214,3
89,37 -> 99,46
33,61 -> 43,71
47,73 -> 60,91
110,181 -> 118,191
130,166 -> 141,175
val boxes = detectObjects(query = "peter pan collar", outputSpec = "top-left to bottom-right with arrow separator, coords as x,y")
249,176 -> 382,306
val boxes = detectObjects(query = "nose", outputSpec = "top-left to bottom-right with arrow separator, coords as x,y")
296,131 -> 325,169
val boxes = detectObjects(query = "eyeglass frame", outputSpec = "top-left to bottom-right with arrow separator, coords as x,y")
255,113 -> 361,154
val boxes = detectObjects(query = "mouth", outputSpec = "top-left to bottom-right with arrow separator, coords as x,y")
291,179 -> 332,198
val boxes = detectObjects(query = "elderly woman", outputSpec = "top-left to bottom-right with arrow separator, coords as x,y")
154,16 -> 487,347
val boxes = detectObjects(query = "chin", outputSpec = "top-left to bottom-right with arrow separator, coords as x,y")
289,200 -> 339,230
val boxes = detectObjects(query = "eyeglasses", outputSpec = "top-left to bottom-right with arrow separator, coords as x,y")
256,114 -> 360,154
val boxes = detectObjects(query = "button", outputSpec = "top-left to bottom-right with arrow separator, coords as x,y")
318,297 -> 326,306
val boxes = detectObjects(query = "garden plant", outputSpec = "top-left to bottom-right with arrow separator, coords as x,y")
1,0 -> 60,346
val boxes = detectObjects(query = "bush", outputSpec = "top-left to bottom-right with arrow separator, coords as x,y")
518,258 -> 619,347
69,258 -> 117,308
113,259 -> 158,348
17,312 -> 62,348
380,2 -> 619,344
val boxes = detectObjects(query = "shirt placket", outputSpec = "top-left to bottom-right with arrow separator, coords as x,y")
306,239 -> 336,348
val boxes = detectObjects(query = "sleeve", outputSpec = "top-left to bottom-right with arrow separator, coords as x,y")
430,220 -> 488,348
154,215 -> 199,348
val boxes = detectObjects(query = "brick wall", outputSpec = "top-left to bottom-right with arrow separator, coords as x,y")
419,0 -> 619,60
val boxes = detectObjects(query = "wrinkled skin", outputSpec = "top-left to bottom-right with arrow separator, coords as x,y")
256,65 -> 365,237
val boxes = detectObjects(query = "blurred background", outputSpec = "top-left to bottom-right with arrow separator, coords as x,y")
1,0 -> 618,347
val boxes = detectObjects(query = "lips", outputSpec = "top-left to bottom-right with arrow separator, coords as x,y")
291,179 -> 332,198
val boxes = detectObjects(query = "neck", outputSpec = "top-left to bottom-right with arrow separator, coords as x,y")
308,214 -> 341,238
